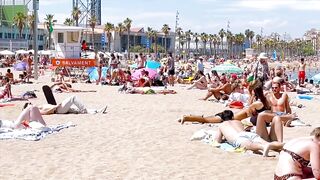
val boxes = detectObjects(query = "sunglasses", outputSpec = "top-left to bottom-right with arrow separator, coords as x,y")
272,86 -> 279,89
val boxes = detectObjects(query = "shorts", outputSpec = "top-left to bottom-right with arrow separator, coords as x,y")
275,112 -> 286,116
168,69 -> 175,76
231,132 -> 260,148
298,71 -> 305,80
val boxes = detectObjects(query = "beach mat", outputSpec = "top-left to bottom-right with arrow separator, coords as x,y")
42,85 -> 57,105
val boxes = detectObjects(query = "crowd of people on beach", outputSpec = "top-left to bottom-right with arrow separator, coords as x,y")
1,49 -> 320,179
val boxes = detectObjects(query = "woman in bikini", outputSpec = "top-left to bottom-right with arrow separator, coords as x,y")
187,71 -> 208,90
0,77 -> 12,99
274,127 -> 320,179
179,79 -> 270,124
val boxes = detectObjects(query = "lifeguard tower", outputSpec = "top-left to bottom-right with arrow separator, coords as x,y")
50,25 -> 96,67
52,25 -> 84,58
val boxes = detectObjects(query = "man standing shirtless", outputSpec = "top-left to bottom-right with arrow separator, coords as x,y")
298,58 -> 306,87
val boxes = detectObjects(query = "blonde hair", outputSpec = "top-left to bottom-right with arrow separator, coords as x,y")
310,127 -> 320,138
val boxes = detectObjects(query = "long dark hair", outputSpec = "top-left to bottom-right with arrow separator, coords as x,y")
249,78 -> 270,110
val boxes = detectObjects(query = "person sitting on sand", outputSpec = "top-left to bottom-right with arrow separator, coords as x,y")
179,79 -> 269,124
0,105 -> 46,129
0,77 -> 12,99
207,70 -> 221,88
187,71 -> 208,90
200,75 -> 237,101
5,69 -> 14,84
255,81 -> 296,143
214,120 -> 284,157
274,127 -> 320,179
136,70 -> 152,87
36,95 -> 107,115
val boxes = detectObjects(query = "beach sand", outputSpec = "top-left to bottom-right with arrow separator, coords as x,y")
0,68 -> 319,179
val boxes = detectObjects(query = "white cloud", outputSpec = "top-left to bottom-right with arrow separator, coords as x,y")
248,19 -> 288,29
236,0 -> 320,11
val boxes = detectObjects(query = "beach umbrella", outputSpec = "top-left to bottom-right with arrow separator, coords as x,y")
87,67 -> 108,81
212,63 -> 243,74
131,68 -> 157,80
0,50 -> 14,56
312,73 -> 320,84
15,49 -> 28,54
145,60 -> 161,69
14,62 -> 27,71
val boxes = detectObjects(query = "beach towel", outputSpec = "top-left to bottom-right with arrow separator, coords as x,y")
190,129 -> 245,153
0,122 -> 75,141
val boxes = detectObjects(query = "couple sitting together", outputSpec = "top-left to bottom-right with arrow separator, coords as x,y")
179,78 -> 296,152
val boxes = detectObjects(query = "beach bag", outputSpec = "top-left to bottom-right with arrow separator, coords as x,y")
229,101 -> 244,109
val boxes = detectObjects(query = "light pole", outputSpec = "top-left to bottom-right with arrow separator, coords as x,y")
33,0 -> 39,80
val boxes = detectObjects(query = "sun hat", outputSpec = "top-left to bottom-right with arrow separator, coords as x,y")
258,52 -> 268,60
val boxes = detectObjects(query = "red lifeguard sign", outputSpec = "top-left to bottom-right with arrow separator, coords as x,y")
52,58 -> 96,67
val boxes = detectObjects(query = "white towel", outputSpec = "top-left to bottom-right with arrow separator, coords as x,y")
0,122 -> 75,141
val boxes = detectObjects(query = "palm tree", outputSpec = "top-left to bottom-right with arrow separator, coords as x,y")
72,7 -> 81,26
13,12 -> 27,39
208,34 -> 214,56
185,30 -> 192,58
27,13 -> 35,48
44,14 -> 57,49
212,34 -> 219,58
161,24 -> 170,54
115,23 -> 125,52
176,27 -> 183,53
64,18 -> 75,26
200,32 -> 208,55
146,27 -> 153,54
194,33 -> 199,53
88,16 -> 97,50
235,33 -> 245,58
123,17 -> 132,59
151,30 -> 158,56
255,34 -> 262,53
226,30 -> 233,58
219,29 -> 226,56
104,22 -> 114,52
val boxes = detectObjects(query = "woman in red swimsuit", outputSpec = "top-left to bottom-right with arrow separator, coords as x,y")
274,127 -> 320,179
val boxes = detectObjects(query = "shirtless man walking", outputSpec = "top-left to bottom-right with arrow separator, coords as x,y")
298,58 -> 306,87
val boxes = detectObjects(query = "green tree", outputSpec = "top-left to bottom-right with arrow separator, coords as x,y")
185,30 -> 193,58
72,7 -> 81,26
64,18 -> 75,26
115,23 -> 125,52
161,24 -> 170,54
123,17 -> 132,59
44,14 -> 57,49
88,16 -> 97,50
194,32 -> 199,53
200,32 -> 208,55
219,29 -> 226,56
27,13 -> 35,48
13,12 -> 27,39
104,22 -> 114,52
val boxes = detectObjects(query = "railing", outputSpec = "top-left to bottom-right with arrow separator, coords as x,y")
0,39 -> 28,50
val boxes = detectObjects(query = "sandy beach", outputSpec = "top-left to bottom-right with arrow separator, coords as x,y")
0,68 -> 319,179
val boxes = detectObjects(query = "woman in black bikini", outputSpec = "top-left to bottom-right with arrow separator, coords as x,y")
274,127 -> 320,179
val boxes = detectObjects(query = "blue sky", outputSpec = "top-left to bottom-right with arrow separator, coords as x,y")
38,0 -> 320,38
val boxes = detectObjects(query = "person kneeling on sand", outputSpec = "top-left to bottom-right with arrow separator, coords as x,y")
0,105 -> 46,129
36,95 -> 107,115
274,127 -> 320,179
214,120 -> 284,157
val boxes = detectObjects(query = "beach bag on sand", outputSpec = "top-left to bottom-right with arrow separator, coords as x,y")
229,101 -> 244,109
